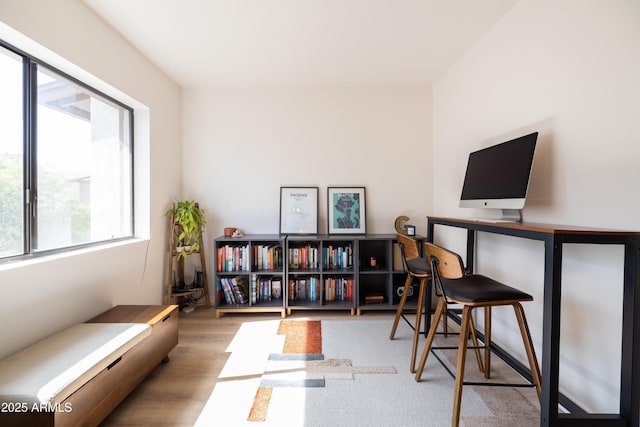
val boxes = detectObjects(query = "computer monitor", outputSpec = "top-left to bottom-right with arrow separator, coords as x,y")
459,132 -> 538,222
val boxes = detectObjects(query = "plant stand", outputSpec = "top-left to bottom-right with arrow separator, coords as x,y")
166,202 -> 211,307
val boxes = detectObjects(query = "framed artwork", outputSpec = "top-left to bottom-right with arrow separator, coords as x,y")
327,187 -> 366,234
279,187 -> 319,235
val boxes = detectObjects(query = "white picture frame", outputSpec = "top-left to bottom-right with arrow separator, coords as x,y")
279,187 -> 319,235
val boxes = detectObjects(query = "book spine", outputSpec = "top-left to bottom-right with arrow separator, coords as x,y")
271,278 -> 282,299
221,278 -> 236,305
251,274 -> 257,304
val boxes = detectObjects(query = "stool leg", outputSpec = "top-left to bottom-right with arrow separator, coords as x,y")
468,315 -> 485,374
442,300 -> 449,337
452,306 -> 473,427
390,274 -> 414,340
484,306 -> 492,379
410,277 -> 427,373
415,297 -> 446,381
513,303 -> 542,401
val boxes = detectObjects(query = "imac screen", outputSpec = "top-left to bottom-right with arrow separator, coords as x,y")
460,132 -> 538,210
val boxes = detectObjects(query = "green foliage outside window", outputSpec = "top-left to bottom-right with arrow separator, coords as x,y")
0,157 -> 22,255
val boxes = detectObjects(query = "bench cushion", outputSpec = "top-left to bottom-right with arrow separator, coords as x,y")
0,323 -> 151,406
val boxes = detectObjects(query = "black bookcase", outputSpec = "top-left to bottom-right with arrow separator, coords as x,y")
213,234 -> 424,318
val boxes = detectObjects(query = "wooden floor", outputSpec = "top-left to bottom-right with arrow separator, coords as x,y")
101,306 -> 541,425
102,306 -> 384,426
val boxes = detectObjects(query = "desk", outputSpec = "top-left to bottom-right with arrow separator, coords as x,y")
427,216 -> 640,427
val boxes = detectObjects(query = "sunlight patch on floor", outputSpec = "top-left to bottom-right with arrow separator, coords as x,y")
221,320 -> 284,378
195,320 -> 310,426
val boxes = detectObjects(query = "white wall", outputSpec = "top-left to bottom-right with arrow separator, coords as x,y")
433,0 -> 640,412
182,86 -> 433,240
3,0 -> 634,415
0,0 -> 181,358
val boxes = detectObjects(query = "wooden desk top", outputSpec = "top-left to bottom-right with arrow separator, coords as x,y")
87,305 -> 178,325
427,216 -> 640,237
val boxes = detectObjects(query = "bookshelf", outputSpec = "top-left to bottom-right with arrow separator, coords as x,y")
285,235 -> 356,315
213,234 -> 424,318
213,235 -> 286,318
356,234 -> 427,315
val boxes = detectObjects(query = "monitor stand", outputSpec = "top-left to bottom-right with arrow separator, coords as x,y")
473,209 -> 522,223
495,209 -> 522,222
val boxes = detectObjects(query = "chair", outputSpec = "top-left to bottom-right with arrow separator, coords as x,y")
415,242 -> 542,427
389,234 -> 432,373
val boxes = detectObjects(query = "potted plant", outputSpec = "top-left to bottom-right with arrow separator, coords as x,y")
165,200 -> 206,259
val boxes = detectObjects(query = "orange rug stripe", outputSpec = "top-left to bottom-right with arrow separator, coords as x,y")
249,321 -> 322,422
247,387 -> 272,422
277,320 -> 322,354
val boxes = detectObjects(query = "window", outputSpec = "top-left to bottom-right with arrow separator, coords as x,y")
0,42 -> 133,260
0,47 -> 24,258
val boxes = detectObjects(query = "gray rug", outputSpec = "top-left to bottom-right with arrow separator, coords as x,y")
193,319 -> 540,426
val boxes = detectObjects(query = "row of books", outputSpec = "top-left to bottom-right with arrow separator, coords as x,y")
217,244 -> 284,272
251,274 -> 282,303
288,244 -> 354,269
288,245 -> 319,269
217,245 -> 250,272
322,245 -> 353,269
252,244 -> 283,271
324,277 -> 353,301
219,275 -> 283,305
219,276 -> 354,305
288,277 -> 354,302
219,276 -> 250,305
288,277 -> 320,301
217,242 -> 396,273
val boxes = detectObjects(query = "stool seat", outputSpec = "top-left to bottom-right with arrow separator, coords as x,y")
405,257 -> 431,276
441,274 -> 532,304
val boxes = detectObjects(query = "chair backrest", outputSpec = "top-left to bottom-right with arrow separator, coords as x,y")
396,233 -> 420,261
423,243 -> 465,280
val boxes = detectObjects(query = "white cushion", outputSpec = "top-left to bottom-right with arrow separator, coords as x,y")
0,323 -> 151,405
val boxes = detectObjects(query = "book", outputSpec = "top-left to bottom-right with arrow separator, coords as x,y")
324,277 -> 331,302
393,243 -> 405,271
251,274 -> 258,304
231,276 -> 249,304
364,294 -> 384,304
220,278 -> 236,305
271,277 -> 282,299
288,279 -> 296,302
298,279 -> 307,300
261,276 -> 271,301
309,277 -> 317,301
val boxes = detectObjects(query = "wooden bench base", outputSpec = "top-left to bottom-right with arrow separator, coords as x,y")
0,305 -> 178,427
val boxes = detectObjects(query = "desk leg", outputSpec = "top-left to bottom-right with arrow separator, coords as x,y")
540,236 -> 562,427
466,230 -> 475,273
620,239 -> 640,427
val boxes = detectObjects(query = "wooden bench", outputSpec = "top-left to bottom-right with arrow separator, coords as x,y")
0,305 -> 178,426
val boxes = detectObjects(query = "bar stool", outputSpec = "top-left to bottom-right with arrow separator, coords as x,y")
415,242 -> 542,427
389,234 -> 431,373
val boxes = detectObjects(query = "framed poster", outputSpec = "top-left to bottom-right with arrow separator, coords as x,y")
279,187 -> 318,235
327,187 -> 366,234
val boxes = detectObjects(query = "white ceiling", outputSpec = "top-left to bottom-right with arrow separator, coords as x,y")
83,0 -> 518,89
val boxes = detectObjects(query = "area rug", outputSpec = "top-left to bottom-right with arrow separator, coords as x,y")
194,318 -> 540,427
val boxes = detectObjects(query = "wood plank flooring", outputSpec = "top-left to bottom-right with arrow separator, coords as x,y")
101,307 -> 539,426
101,306 -> 372,426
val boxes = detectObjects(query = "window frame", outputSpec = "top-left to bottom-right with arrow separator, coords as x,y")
0,39 -> 135,263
